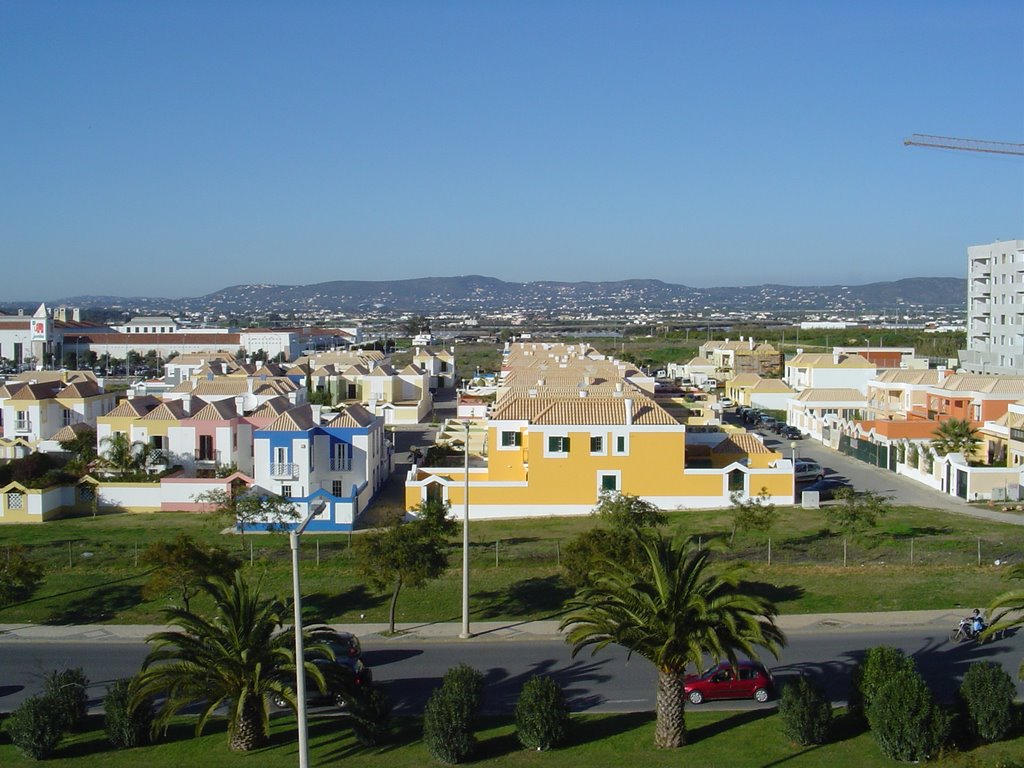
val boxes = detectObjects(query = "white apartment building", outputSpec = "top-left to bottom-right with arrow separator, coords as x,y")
960,239 -> 1024,375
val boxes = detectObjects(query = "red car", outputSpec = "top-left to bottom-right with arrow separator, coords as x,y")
683,661 -> 774,704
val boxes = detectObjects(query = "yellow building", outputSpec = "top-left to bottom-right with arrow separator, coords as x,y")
405,342 -> 793,519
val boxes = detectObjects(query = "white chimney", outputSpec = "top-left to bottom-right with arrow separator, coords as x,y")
182,394 -> 192,414
235,395 -> 245,417
624,398 -> 634,425
749,337 -> 755,350
579,390 -> 588,398
311,404 -> 322,424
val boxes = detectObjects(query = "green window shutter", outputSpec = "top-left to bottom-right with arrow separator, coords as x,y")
601,475 -> 617,491
514,431 -> 522,446
616,435 -> 626,452
548,435 -> 559,452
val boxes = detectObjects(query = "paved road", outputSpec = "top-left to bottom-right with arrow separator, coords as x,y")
2,617 -> 1021,715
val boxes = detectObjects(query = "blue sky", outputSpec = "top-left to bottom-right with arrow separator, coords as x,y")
1,1 -> 1022,301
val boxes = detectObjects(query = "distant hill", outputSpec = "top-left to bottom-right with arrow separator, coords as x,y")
39,275 -> 965,316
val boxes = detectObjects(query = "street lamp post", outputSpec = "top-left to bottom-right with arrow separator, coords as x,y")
290,498 -> 326,768
460,419 -> 472,639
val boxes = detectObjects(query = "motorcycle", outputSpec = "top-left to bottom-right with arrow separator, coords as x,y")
949,617 -> 993,644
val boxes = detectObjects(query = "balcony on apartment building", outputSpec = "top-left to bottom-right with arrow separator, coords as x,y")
270,462 -> 299,479
14,418 -> 32,434
195,449 -> 222,464
329,456 -> 353,472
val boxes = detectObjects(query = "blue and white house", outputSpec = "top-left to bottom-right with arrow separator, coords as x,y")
251,403 -> 392,531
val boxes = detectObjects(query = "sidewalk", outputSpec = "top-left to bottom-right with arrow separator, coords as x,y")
0,609 -> 967,644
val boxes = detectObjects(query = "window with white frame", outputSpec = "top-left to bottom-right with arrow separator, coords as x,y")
597,470 -> 620,493
281,484 -> 292,498
332,480 -> 344,497
499,430 -> 522,448
546,435 -> 570,455
590,435 -> 605,454
613,433 -> 629,455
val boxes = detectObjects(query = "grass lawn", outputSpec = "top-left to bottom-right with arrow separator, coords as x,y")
1,709 -> 1022,768
1,503 -> 1022,625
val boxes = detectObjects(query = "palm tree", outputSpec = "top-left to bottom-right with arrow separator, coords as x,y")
559,532 -> 785,748
133,571 -> 328,751
986,563 -> 1024,679
930,418 -> 980,458
99,432 -> 146,475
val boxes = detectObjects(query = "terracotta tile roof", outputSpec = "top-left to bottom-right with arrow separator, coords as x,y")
52,423 -> 94,442
728,373 -> 761,387
871,369 -> 942,385
103,396 -> 162,418
400,365 -> 424,375
788,353 -> 875,369
0,382 -> 29,398
189,399 -> 238,420
711,433 -> 773,454
366,363 -> 398,377
140,400 -> 192,420
327,403 -> 375,427
57,381 -> 104,398
248,396 -> 293,419
750,379 -> 794,393
490,395 -> 677,426
935,374 -> 1024,394
263,405 -> 317,432
9,382 -> 61,400
190,380 -> 250,396
794,388 -> 866,402
686,356 -> 714,366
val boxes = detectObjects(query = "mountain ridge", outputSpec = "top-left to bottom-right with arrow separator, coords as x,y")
19,275 -> 964,315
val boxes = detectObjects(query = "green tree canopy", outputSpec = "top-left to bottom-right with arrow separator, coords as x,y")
0,546 -> 44,606
141,534 -> 241,612
559,532 -> 785,748
827,489 -> 890,537
356,518 -> 449,634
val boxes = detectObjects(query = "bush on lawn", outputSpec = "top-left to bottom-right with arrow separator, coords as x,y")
349,684 -> 393,747
5,695 -> 66,760
849,645 -> 915,724
423,686 -> 476,764
515,674 -> 571,750
957,661 -> 1018,744
103,677 -> 154,749
867,666 -> 951,762
422,664 -> 484,764
42,667 -> 90,732
441,663 -> 484,726
779,675 -> 832,745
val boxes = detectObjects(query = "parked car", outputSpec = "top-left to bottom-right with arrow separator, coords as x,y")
800,477 -> 851,501
794,459 -> 825,483
683,661 -> 775,704
271,629 -> 372,709
781,426 -> 803,439
760,417 -> 779,431
719,397 -> 734,408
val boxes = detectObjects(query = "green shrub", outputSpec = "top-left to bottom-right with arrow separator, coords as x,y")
850,645 -> 915,723
958,661 -> 1017,744
515,675 -> 570,750
42,667 -> 89,731
867,667 -> 951,762
349,685 -> 393,747
440,663 -> 484,726
103,678 -> 154,749
4,695 -> 66,759
422,664 -> 484,763
423,687 -> 475,764
779,676 -> 832,745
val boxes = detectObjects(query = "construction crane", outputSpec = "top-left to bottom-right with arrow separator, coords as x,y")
904,134 -> 1024,156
